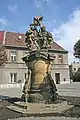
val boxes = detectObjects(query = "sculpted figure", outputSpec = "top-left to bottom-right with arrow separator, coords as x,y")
25,16 -> 54,51
25,26 -> 39,50
47,32 -> 53,47
41,26 -> 48,47
22,16 -> 57,103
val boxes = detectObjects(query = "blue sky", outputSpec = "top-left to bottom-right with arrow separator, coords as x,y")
0,0 -> 80,63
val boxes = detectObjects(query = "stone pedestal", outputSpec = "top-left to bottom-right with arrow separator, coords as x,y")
22,51 -> 57,103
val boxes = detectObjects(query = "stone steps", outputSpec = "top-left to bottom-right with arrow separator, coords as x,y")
13,101 -> 68,110
6,101 -> 73,115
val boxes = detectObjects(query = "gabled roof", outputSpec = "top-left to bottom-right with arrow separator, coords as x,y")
0,31 -> 67,52
51,41 -> 66,51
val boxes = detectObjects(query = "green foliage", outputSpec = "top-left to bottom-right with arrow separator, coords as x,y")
74,39 -> 80,58
0,45 -> 7,66
73,68 -> 80,82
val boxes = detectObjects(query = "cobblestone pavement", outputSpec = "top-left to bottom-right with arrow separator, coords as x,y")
57,82 -> 80,97
0,82 -> 80,99
8,116 -> 80,120
0,83 -> 80,120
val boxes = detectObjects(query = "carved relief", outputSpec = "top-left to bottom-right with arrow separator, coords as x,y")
25,16 -> 54,51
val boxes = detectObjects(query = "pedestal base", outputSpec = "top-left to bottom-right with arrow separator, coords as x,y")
6,101 -> 73,115
27,89 -> 58,103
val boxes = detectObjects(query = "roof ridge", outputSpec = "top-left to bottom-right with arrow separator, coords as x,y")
52,41 -> 67,51
0,30 -> 5,32
0,31 -> 68,52
6,31 -> 25,35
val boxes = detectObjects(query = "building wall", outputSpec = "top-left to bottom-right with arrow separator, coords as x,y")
50,52 -> 70,84
0,67 -> 28,83
0,48 -> 70,86
0,48 -> 28,85
53,53 -> 68,64
51,53 -> 70,84
51,68 -> 70,84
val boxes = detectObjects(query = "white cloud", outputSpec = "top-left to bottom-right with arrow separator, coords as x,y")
8,4 -> 18,13
34,0 -> 50,8
0,17 -> 8,26
53,8 -> 80,64
35,0 -> 41,8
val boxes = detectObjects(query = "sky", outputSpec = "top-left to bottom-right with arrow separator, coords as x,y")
0,0 -> 80,64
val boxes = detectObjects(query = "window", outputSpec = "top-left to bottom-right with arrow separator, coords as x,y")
58,55 -> 63,63
10,73 -> 17,83
11,51 -> 17,62
74,68 -> 76,71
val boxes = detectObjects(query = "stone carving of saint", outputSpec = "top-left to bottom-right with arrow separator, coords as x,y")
25,16 -> 53,51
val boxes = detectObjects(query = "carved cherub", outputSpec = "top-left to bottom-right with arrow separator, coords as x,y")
40,26 -> 48,47
25,16 -> 53,50
25,30 -> 32,49
47,32 -> 53,47
25,25 -> 40,50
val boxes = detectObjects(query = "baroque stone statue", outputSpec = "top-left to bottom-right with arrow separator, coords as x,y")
25,16 -> 53,51
22,16 -> 57,103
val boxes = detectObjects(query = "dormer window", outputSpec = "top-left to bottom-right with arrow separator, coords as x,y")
17,35 -> 22,42
18,35 -> 22,40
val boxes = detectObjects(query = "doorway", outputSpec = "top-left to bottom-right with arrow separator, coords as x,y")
55,73 -> 60,84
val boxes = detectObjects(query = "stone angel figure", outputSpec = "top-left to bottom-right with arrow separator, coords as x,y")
25,25 -> 40,51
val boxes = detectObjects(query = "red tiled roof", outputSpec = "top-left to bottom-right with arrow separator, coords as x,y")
0,31 -> 4,44
51,41 -> 66,51
1,31 -> 67,51
5,32 -> 26,46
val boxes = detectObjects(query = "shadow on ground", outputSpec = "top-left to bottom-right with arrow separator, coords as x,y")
0,95 -> 22,103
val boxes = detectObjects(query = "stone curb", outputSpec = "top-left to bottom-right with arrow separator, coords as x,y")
8,116 -> 80,120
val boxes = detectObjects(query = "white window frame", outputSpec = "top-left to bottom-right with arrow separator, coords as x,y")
58,55 -> 63,64
11,51 -> 17,62
10,73 -> 17,83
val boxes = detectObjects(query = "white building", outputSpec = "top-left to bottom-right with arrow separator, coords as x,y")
0,31 -> 70,88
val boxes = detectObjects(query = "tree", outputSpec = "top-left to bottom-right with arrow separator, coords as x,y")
74,39 -> 80,58
73,68 -> 80,82
0,45 -> 7,66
